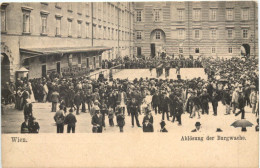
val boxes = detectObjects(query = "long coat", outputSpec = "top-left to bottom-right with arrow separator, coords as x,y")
142,115 -> 153,125
143,123 -> 154,132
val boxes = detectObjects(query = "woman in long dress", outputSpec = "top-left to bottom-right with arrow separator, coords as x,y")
28,82 -> 35,103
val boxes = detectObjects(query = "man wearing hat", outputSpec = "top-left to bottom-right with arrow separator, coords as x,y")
128,97 -> 141,128
235,89 -> 246,119
200,88 -> 210,115
160,120 -> 168,132
91,110 -> 104,133
142,110 -> 153,126
64,108 -> 77,133
161,92 -> 171,121
222,87 -> 232,115
191,122 -> 201,132
143,118 -> 154,132
28,117 -> 40,133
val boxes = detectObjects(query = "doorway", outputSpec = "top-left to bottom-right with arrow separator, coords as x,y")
137,47 -> 142,57
1,54 -> 10,84
42,65 -> 46,77
241,44 -> 250,57
56,62 -> 60,74
150,43 -> 155,58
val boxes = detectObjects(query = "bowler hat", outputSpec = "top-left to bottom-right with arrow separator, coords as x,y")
195,122 -> 201,126
69,108 -> 74,113
216,128 -> 223,132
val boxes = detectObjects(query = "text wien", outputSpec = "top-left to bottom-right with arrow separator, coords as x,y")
11,137 -> 27,142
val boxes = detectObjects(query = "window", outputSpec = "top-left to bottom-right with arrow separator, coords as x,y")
193,9 -> 201,21
55,3 -> 61,9
77,3 -> 82,15
211,29 -> 217,39
86,57 -> 89,68
86,23 -> 89,38
155,31 -> 161,39
41,14 -> 48,34
108,28 -> 110,39
111,29 -> 114,40
137,47 -> 142,56
77,21 -> 82,38
242,29 -> 248,38
55,17 -> 61,36
154,9 -> 161,22
86,3 -> 90,16
178,29 -> 185,39
226,9 -> 233,21
194,29 -> 200,39
23,11 -> 31,33
67,4 -> 72,12
136,31 -> 142,39
68,19 -> 72,37
212,47 -> 216,53
227,29 -> 233,38
103,27 -> 106,39
1,7 -> 7,32
179,48 -> 183,53
78,55 -> 81,64
93,25 -> 96,38
99,26 -> 102,39
228,47 -> 232,53
241,8 -> 249,20
178,9 -> 184,21
195,48 -> 200,53
210,8 -> 217,21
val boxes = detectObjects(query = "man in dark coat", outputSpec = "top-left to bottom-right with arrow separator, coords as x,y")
54,105 -> 65,133
91,110 -> 105,133
222,87 -> 232,115
191,122 -> 201,132
143,118 -> 154,132
64,108 -> 77,133
160,120 -> 168,132
128,97 -> 141,127
23,99 -> 33,120
152,91 -> 160,114
235,90 -> 246,119
142,110 -> 153,125
211,90 -> 220,116
161,92 -> 170,121
200,88 -> 210,115
169,91 -> 178,119
117,110 -> 125,132
175,97 -> 183,126
74,92 -> 82,115
28,117 -> 40,133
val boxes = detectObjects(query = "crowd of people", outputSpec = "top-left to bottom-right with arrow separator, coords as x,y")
1,55 -> 259,133
102,56 -> 203,70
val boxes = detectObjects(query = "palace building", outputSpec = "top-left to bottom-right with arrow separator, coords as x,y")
133,1 -> 258,59
1,1 -> 258,83
1,2 -> 134,82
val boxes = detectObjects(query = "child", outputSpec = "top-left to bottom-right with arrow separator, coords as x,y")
108,107 -> 114,126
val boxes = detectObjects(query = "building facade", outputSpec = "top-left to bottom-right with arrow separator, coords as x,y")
1,2 -> 134,82
134,1 -> 258,58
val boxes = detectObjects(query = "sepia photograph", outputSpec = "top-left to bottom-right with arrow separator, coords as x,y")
1,1 -> 259,167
